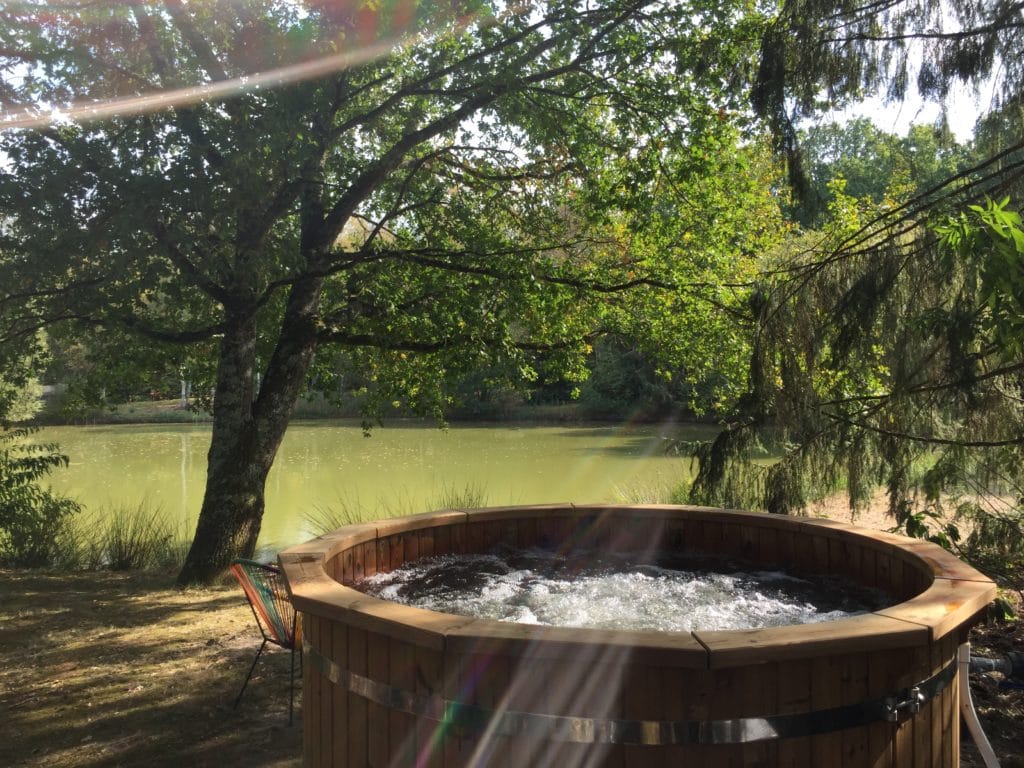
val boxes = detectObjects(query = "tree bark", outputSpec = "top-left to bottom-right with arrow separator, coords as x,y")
176,276 -> 323,585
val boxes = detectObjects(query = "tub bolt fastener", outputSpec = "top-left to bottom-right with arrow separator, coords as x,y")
884,686 -> 924,722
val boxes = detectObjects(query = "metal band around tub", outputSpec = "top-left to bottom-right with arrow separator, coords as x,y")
303,643 -> 957,746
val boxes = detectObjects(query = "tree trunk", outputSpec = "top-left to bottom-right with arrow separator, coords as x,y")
176,277 -> 323,585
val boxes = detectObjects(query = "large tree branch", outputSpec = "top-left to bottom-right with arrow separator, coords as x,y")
151,222 -> 233,306
317,1 -> 643,251
821,410 -> 1024,448
164,0 -> 230,82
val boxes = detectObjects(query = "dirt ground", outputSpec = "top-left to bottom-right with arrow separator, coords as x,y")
0,569 -> 302,768
1,504 -> 1022,767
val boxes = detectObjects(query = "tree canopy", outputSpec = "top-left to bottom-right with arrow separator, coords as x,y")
0,0 -> 780,582
678,1 -> 1024,580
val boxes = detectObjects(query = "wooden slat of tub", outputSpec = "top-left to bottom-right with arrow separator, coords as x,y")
841,653 -> 870,767
319,615 -> 333,767
867,653 -> 893,768
418,527 -> 436,560
450,522 -> 466,555
930,637 -> 947,768
515,515 -> 539,549
859,547 -> 878,590
621,663 -> 665,768
532,654 -> 617,768
775,524 -> 798,572
441,648 -> 468,768
660,664 -> 708,767
389,636 -> 417,766
504,652 -> 548,768
705,665 -> 770,767
831,536 -> 864,586
737,522 -> 759,563
434,525 -> 451,558
484,520 -> 502,551
341,547 -> 354,585
811,534 -> 831,574
464,651 -> 511,766
415,644 -> 445,768
330,616 -> 348,768
810,654 -> 843,766
757,525 -> 780,567
367,631 -> 389,767
499,519 -> 517,550
738,665 -> 776,767
304,614 -> 318,768
348,626 -> 369,767
352,541 -> 365,581
466,521 -> 485,554
894,645 -> 931,767
776,658 -> 811,767
405,529 -> 421,562
949,635 -> 960,767
375,536 -> 390,574
389,533 -> 405,570
363,540 -> 378,579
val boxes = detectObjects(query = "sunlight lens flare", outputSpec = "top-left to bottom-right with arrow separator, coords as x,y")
0,0 -> 501,131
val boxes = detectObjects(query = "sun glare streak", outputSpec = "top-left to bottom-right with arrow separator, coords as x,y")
1,34 -> 405,131
404,513 -> 660,768
0,5 -> 502,132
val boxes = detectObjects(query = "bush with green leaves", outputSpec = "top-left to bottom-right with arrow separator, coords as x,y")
0,425 -> 81,567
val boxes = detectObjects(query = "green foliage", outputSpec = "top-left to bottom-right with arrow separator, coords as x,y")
795,119 -> 969,228
688,189 -> 1024,550
0,425 -> 81,567
936,196 -> 1024,358
889,501 -> 962,551
577,338 -> 684,420
752,0 -> 1023,192
0,0 -> 788,582
85,502 -> 182,571
989,593 -> 1017,622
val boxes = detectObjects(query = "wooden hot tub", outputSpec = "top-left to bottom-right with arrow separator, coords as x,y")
279,504 -> 996,767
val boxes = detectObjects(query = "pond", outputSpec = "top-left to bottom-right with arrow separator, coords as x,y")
40,420 -> 718,550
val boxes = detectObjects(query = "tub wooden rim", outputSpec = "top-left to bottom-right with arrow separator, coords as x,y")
280,504 -> 996,670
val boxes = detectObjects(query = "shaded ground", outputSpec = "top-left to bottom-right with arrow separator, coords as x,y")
965,612 -> 1024,767
0,569 -> 301,768
2,508 -> 1022,767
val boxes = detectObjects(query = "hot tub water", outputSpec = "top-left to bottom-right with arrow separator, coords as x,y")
358,548 -> 891,632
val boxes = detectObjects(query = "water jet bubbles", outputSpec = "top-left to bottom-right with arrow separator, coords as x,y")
358,548 -> 893,632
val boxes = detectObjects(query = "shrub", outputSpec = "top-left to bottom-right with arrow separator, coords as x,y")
0,426 -> 81,567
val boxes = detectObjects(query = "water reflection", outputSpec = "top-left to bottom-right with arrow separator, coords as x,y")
41,420 -> 716,549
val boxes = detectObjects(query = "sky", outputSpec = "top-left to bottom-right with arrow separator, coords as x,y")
821,73 -> 1003,144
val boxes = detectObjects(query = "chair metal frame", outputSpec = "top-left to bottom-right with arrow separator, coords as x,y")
230,558 -> 301,725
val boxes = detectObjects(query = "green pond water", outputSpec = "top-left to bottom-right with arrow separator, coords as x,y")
40,420 -> 718,551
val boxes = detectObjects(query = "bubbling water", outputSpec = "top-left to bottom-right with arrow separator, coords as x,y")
358,548 -> 892,632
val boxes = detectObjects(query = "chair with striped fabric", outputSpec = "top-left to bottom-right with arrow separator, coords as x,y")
230,559 -> 301,724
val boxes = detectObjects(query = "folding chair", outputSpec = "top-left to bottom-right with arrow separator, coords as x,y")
230,558 -> 301,724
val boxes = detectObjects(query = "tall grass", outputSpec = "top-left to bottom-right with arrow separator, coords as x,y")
66,501 -> 191,571
303,483 -> 490,536
614,477 -> 691,505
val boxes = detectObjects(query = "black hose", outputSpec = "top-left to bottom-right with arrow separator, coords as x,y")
970,651 -> 1024,681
